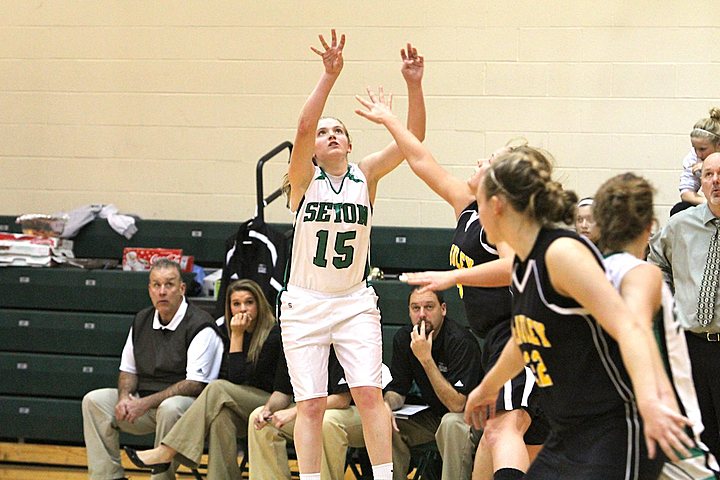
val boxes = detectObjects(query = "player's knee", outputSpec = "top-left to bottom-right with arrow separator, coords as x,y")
350,386 -> 382,411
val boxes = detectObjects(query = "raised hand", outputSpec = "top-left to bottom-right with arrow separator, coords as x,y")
410,320 -> 433,363
310,29 -> 346,76
401,43 -> 424,84
355,86 -> 394,125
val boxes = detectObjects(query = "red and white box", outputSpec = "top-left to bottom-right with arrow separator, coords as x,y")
0,233 -> 74,267
122,248 -> 193,272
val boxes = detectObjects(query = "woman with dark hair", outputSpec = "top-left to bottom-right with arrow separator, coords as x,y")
125,278 -> 282,480
463,147 -> 693,479
595,173 -> 718,479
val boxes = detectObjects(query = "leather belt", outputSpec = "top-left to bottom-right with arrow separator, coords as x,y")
690,331 -> 720,342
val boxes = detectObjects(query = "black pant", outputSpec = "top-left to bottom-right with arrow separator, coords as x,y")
685,331 -> 720,459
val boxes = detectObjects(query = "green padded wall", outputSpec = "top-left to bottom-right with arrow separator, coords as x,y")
0,268 -> 192,313
370,226 -> 454,273
0,396 -> 153,446
0,309 -> 132,355
0,353 -> 119,398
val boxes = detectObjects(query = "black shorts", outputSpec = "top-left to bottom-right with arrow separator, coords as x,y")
525,415 -> 665,479
481,321 -> 550,445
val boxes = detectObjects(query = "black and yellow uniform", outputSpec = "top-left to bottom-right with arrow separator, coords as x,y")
451,201 -> 547,444
512,228 -> 663,479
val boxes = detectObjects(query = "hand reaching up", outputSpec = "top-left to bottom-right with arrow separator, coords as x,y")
311,29 -> 346,76
401,43 -> 424,85
355,86 -> 395,125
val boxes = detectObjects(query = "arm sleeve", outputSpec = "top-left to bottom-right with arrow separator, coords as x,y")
227,327 -> 282,391
679,149 -> 700,193
225,351 -> 249,384
386,329 -> 413,395
444,335 -> 483,395
118,327 -> 137,374
185,327 -> 224,383
647,227 -> 674,292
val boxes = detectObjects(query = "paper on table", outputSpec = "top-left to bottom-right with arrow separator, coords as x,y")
393,404 -> 429,419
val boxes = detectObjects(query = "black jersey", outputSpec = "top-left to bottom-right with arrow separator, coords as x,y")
450,201 -> 512,337
511,228 -> 637,431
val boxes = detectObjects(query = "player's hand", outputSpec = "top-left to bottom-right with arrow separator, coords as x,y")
638,397 -> 694,461
311,29 -> 345,76
401,270 -> 456,293
355,86 -> 394,125
400,43 -> 424,85
464,382 -> 498,430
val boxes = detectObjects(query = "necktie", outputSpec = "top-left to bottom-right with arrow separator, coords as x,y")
697,218 -> 720,327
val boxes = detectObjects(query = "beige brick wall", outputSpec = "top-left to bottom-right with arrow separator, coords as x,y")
2,1 -> 719,227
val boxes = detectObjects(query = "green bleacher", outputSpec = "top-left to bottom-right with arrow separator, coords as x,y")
0,215 -> 462,445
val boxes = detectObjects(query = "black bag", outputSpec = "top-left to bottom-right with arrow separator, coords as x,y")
216,218 -> 289,318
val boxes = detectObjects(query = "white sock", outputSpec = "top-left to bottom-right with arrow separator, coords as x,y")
299,474 -> 321,480
372,462 -> 394,480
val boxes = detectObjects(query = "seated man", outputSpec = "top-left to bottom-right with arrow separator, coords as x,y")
384,286 -> 483,480
248,348 -> 365,480
82,258 -> 224,480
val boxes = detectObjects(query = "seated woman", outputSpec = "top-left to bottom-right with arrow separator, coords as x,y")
124,278 -> 282,479
672,107 -> 720,216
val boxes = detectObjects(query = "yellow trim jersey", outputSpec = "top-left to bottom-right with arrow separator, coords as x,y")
287,164 -> 372,294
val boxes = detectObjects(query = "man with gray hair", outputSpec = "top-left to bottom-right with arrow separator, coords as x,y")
649,152 -> 720,459
82,259 -> 224,480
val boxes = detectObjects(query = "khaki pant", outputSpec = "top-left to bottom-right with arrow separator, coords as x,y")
392,410 -> 477,480
160,380 -> 270,480
247,405 -> 364,480
81,387 -> 195,480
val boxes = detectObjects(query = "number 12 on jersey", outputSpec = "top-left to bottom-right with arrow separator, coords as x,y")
313,230 -> 356,269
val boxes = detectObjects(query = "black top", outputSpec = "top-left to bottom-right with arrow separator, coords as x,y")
273,347 -> 349,398
451,201 -> 512,337
225,324 -> 282,393
386,316 -> 482,416
132,303 -> 221,394
511,228 -> 636,432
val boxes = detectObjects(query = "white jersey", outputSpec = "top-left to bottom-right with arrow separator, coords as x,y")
287,164 -> 372,294
605,252 -> 719,479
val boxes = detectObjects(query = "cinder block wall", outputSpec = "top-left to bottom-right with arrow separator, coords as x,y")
2,1 -> 719,227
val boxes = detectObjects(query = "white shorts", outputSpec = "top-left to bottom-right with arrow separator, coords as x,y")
279,283 -> 382,401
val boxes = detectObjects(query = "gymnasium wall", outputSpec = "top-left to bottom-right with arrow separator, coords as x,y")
2,1 -> 719,227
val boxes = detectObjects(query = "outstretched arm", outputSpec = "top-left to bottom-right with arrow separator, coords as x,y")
359,44 -> 426,194
287,29 -> 346,211
402,241 -> 514,293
